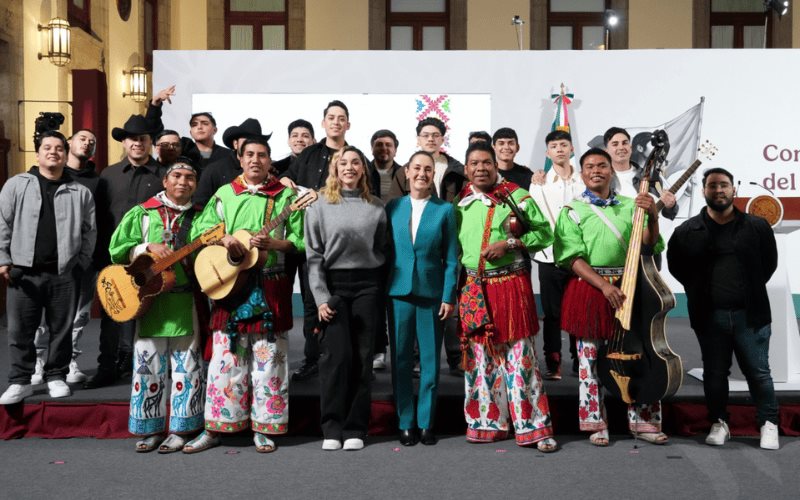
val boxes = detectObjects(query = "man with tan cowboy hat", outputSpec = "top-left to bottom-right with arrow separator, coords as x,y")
194,118 -> 271,207
84,114 -> 165,389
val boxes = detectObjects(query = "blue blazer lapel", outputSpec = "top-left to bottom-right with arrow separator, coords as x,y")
397,196 -> 413,249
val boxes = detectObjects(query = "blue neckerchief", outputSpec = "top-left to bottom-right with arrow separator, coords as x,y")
580,188 -> 620,207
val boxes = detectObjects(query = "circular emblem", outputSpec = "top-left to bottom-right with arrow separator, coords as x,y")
745,194 -> 783,228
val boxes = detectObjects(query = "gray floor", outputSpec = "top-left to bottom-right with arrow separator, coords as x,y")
3,317 -> 800,498
1,434 -> 799,499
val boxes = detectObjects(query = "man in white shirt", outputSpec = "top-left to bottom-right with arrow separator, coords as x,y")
603,127 -> 677,219
529,130 -> 585,380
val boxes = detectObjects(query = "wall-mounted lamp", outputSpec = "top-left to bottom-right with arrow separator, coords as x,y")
37,17 -> 71,67
122,66 -> 148,102
762,0 -> 790,48
604,9 -> 619,50
765,0 -> 790,16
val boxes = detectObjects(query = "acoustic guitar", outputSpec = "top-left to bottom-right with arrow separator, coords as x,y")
97,222 -> 226,322
194,189 -> 318,300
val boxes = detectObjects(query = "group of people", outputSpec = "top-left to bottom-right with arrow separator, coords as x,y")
0,89 -> 781,453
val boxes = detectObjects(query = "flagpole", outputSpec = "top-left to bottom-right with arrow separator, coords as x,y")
688,96 -> 706,216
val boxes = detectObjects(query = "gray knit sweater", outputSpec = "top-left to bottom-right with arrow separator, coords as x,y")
304,189 -> 387,306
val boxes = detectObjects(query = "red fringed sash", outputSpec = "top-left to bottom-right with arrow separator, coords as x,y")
561,277 -> 618,340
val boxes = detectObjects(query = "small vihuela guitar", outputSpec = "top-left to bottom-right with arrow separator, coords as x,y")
97,222 -> 226,322
194,189 -> 318,301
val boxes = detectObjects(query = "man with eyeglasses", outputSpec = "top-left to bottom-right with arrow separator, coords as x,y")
667,167 -> 779,450
390,117 -> 465,202
154,130 -> 183,168
84,115 -> 167,389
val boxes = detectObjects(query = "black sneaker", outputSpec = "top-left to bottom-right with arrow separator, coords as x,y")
292,361 -> 319,381
83,369 -> 117,389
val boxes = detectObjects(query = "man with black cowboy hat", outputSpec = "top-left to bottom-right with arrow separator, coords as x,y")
84,114 -> 166,389
194,118 -> 271,207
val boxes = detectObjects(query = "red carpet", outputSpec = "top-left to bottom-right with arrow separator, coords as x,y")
3,397 -> 799,440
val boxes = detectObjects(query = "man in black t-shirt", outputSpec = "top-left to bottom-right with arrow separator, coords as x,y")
492,127 -> 533,189
668,167 -> 779,450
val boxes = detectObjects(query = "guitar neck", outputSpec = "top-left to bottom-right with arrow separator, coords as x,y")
256,205 -> 294,237
151,237 -> 205,275
655,159 -> 702,211
615,179 -> 649,329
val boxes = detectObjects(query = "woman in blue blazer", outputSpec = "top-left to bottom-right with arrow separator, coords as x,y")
386,151 -> 459,446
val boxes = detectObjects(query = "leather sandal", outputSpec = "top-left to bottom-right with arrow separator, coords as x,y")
537,438 -> 558,453
636,432 -> 669,445
135,435 -> 163,453
182,430 -> 221,454
254,432 -> 277,453
158,433 -> 187,454
589,430 -> 610,447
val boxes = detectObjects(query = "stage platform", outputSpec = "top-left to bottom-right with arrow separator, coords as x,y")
2,317 -> 800,440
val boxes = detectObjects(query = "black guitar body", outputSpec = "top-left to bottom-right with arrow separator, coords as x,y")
598,255 -> 683,405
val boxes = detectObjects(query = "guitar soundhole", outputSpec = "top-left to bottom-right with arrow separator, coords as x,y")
227,254 -> 243,266
133,273 -> 148,287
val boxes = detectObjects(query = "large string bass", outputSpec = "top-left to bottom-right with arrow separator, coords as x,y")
597,130 -> 683,405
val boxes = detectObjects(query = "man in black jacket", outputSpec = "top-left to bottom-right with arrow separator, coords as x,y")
85,115 -> 166,389
667,167 -> 779,450
271,119 -> 316,177
194,118 -> 270,207
279,100 -> 353,381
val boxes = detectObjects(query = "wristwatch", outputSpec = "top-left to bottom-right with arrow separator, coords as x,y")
506,238 -> 518,250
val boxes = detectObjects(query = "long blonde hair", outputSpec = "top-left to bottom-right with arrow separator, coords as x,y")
321,145 -> 374,204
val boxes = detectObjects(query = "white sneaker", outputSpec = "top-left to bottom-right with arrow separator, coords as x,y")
760,421 -> 779,450
31,358 -> 45,385
66,360 -> 87,383
47,380 -> 71,399
322,439 -> 342,451
343,438 -> 364,451
0,384 -> 34,405
705,419 -> 729,446
372,353 -> 386,371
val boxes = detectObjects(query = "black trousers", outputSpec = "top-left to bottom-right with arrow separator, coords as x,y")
318,269 -> 380,441
296,256 -> 320,364
537,261 -> 576,359
6,269 -> 77,384
96,310 -> 135,374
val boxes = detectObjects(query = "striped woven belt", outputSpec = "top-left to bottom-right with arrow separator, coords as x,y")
261,266 -> 285,277
465,260 -> 528,278
591,266 -> 624,277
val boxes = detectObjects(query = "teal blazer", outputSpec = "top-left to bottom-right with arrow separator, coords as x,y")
386,195 -> 459,304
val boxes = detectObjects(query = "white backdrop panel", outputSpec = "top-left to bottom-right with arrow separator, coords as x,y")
154,49 -> 800,294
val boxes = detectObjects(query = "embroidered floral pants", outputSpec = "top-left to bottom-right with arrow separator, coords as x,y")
464,336 -> 554,445
204,330 -> 289,435
577,338 -> 662,433
129,331 -> 204,436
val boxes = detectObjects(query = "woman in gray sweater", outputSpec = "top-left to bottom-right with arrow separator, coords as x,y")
304,145 -> 388,451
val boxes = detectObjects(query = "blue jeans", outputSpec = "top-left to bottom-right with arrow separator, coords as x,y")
695,309 -> 778,426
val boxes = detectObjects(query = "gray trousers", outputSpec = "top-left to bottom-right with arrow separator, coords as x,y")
6,269 -> 78,384
33,270 -> 96,361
